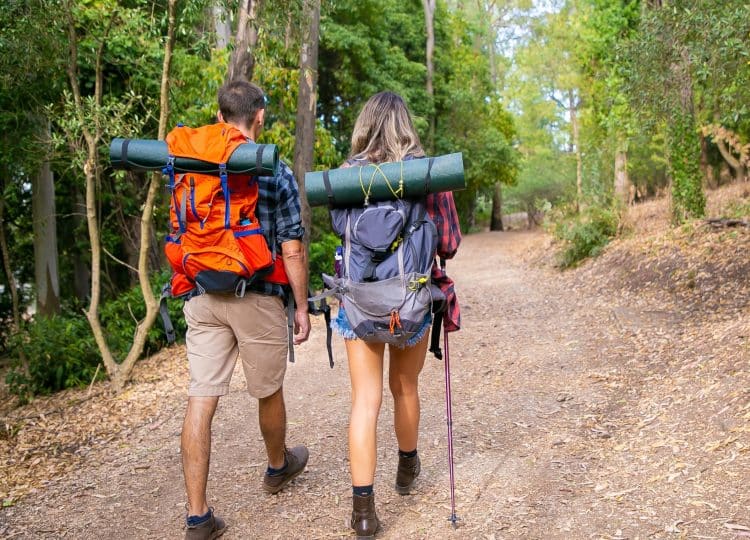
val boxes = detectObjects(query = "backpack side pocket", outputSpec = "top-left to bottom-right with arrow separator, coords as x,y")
232,220 -> 274,274
165,234 -> 185,273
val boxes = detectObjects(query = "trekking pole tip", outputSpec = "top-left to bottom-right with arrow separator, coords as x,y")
448,514 -> 459,529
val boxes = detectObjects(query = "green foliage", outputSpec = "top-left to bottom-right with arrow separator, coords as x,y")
505,151 -> 574,215
668,113 -> 706,223
98,270 -> 186,358
723,198 -> 750,220
319,0 -> 430,154
553,205 -> 619,268
6,315 -> 100,404
5,271 -> 184,402
308,232 -> 340,292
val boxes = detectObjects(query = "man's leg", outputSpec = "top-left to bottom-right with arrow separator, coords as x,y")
181,396 -> 219,516
258,387 -> 286,469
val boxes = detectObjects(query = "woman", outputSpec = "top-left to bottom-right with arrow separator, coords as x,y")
332,91 -> 461,538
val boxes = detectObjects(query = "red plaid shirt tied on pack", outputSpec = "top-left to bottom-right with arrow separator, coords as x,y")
426,191 -> 461,332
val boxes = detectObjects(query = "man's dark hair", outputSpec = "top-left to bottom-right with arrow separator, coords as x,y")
218,80 -> 265,127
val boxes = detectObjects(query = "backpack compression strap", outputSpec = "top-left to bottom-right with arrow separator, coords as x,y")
322,170 -> 335,208
307,287 -> 336,368
285,288 -> 333,366
286,290 -> 295,363
256,145 -> 266,177
159,282 -> 177,345
423,157 -> 435,195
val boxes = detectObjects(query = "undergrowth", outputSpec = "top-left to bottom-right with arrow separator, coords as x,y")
5,271 -> 185,404
552,206 -> 620,268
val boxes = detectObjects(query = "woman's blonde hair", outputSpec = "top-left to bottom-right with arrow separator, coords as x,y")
349,91 -> 425,164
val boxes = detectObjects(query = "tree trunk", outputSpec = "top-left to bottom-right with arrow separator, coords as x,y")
72,186 -> 90,302
212,1 -> 231,49
0,194 -> 21,332
667,46 -> 705,222
32,118 -> 60,317
468,194 -> 477,231
227,0 -> 261,83
569,90 -> 582,213
112,0 -> 178,392
65,2 -> 118,378
65,0 -> 177,392
422,0 -> 436,152
715,137 -> 747,183
614,147 -> 631,206
292,0 -> 320,247
490,182 -> 504,231
700,131 -> 717,188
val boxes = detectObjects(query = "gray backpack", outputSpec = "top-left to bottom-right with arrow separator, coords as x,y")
320,196 -> 444,345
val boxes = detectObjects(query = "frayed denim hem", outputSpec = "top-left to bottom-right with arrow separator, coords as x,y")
331,307 -> 432,347
398,314 -> 432,348
331,308 -> 358,340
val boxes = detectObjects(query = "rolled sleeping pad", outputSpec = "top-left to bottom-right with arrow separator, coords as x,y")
109,138 -> 280,177
305,153 -> 465,207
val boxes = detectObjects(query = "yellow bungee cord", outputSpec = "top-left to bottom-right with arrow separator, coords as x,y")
358,160 -> 405,206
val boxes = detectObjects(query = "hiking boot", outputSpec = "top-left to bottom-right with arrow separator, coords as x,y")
395,453 -> 421,495
185,508 -> 226,540
262,445 -> 309,494
351,493 -> 379,539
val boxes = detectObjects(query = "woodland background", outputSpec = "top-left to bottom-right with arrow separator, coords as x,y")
0,0 -> 748,401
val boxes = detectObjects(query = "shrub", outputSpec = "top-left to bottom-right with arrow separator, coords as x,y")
98,270 -> 186,358
308,232 -> 340,292
554,206 -> 619,268
6,314 -> 100,403
5,270 -> 185,403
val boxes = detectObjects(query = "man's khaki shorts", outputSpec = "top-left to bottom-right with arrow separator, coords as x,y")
183,291 -> 288,398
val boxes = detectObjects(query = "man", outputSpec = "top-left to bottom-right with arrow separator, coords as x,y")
181,79 -> 311,539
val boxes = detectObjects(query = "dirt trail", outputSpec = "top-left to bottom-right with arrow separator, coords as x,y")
1,230 -> 747,539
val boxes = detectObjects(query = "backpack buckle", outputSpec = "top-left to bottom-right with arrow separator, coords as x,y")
407,277 -> 428,291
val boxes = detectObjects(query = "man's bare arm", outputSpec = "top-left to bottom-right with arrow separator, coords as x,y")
281,239 -> 311,344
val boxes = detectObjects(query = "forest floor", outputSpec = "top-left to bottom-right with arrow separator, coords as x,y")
0,183 -> 749,540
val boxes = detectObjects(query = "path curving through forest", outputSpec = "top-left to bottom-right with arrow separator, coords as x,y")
1,230 -> 747,539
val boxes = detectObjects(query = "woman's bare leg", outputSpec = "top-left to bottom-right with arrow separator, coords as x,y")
388,333 -> 429,452
346,339 -> 386,486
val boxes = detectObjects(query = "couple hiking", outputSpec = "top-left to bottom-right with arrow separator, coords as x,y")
176,80 -> 461,540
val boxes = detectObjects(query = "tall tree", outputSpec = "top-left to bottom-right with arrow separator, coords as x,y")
227,0 -> 262,82
61,0 -> 178,391
623,0 -> 706,222
481,0 -> 527,230
213,0 -> 232,49
0,0 -> 66,330
292,0 -> 320,246
0,183 -> 21,332
31,120 -> 60,317
422,0 -> 436,151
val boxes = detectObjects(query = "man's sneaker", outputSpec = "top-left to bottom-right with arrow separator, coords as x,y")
185,508 -> 226,540
395,453 -> 420,494
262,445 -> 309,494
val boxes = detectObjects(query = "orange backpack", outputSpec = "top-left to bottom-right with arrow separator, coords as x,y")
163,123 -> 288,299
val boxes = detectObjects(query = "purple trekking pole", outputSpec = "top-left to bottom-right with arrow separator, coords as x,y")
429,258 -> 459,528
443,314 -> 458,528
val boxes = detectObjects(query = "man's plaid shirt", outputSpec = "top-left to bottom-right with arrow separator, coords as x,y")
248,160 -> 304,298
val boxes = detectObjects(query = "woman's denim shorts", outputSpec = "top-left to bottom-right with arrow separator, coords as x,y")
331,307 -> 432,348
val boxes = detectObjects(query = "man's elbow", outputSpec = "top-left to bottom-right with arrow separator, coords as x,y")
281,240 -> 306,262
